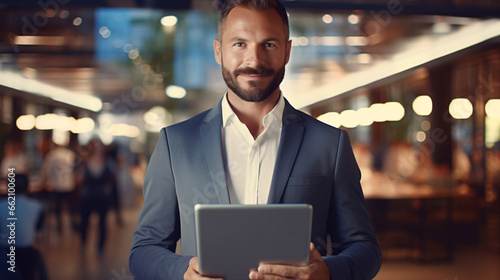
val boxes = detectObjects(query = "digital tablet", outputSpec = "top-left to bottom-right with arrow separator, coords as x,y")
194,204 -> 313,280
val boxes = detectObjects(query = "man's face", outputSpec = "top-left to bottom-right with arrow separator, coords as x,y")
214,7 -> 291,102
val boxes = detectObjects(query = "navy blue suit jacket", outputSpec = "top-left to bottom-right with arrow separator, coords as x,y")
130,98 -> 381,279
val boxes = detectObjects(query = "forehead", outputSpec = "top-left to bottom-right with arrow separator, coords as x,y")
222,6 -> 287,41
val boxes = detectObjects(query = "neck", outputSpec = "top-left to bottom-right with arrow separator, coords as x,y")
227,90 -> 280,139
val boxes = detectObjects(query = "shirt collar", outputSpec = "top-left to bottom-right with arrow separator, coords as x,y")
221,92 -> 285,128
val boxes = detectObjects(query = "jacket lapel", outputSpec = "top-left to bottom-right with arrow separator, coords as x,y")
200,101 -> 231,204
267,100 -> 304,204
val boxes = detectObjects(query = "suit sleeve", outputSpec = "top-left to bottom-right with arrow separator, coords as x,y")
129,128 -> 192,280
323,130 -> 382,280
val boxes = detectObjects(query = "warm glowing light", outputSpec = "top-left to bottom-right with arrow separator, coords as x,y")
161,15 -> 178,27
412,95 -> 433,116
356,107 -> 374,126
35,114 -> 59,130
345,36 -> 369,46
416,131 -> 427,142
16,115 -> 35,130
0,71 -> 102,112
35,114 -> 77,131
166,85 -> 187,99
368,102 -> 405,122
71,117 -> 95,133
384,102 -> 405,121
14,36 -> 65,46
348,14 -> 360,24
370,103 -> 386,122
144,106 -> 173,132
322,14 -> 333,24
102,123 -> 140,138
128,49 -> 139,60
340,110 -> 359,128
317,112 -> 341,128
73,17 -> 82,26
485,99 -> 500,119
449,98 -> 473,119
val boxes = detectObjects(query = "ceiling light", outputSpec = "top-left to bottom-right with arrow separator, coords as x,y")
356,107 -> 374,126
16,115 -> 35,130
449,98 -> 473,119
161,15 -> 178,27
166,85 -> 187,99
485,99 -> 500,119
322,14 -> 333,24
71,117 -> 95,133
348,14 -> 360,25
340,110 -> 359,128
369,103 -> 386,122
0,71 -> 102,112
412,95 -> 433,116
384,102 -> 405,121
14,36 -> 65,46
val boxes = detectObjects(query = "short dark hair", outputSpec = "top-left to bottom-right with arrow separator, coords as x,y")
217,0 -> 289,41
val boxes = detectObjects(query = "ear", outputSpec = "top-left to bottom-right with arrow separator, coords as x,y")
214,38 -> 222,65
284,39 -> 292,65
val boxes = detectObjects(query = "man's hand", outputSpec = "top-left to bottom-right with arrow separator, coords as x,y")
248,243 -> 330,280
184,257 -> 224,280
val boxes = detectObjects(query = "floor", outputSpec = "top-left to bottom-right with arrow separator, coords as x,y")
36,199 -> 500,280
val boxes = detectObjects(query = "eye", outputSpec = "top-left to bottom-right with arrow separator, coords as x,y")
264,43 -> 276,48
234,42 -> 246,47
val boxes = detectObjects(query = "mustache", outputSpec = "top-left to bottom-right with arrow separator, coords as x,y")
234,66 -> 274,76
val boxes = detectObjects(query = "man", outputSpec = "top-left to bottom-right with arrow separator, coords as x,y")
130,0 -> 381,279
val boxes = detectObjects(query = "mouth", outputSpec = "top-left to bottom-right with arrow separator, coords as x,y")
239,73 -> 269,80
235,67 -> 273,80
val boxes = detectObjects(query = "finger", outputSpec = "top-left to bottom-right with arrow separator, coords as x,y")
249,269 -> 262,280
258,264 -> 302,278
251,270 -> 297,280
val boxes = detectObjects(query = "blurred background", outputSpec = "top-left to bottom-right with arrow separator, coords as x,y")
1,0 -> 500,279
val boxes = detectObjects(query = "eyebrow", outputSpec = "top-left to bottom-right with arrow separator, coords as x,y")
228,37 -> 282,43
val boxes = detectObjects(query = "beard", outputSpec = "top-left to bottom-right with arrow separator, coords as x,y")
221,62 -> 285,103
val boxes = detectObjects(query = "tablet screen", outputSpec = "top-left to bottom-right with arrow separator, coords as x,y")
194,204 -> 312,280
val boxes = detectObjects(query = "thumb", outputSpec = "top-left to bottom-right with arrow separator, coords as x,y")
309,242 -> 323,262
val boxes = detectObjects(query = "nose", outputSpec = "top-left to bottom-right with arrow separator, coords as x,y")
244,44 -> 264,67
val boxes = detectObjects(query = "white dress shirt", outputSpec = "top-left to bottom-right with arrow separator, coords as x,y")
221,93 -> 284,204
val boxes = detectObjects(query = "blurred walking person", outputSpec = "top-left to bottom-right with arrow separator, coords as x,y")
77,139 -> 114,255
39,141 -> 76,232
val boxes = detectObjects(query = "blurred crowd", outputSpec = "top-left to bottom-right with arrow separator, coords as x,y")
0,138 -> 145,279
